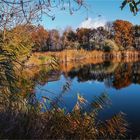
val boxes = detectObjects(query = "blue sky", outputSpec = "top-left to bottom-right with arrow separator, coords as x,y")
40,0 -> 140,30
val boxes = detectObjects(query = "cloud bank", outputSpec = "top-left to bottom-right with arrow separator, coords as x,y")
79,17 -> 106,29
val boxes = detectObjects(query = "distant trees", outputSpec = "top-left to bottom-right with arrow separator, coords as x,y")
105,22 -> 114,40
113,20 -> 133,50
133,25 -> 140,50
31,26 -> 49,52
76,28 -> 91,48
76,27 -> 109,50
20,19 -> 140,52
48,29 -> 62,51
94,27 -> 110,50
67,30 -> 77,42
62,28 -> 79,50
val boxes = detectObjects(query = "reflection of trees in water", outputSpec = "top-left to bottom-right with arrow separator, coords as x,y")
113,63 -> 132,89
67,62 -> 114,82
0,61 -> 128,138
2,57 -> 140,138
34,61 -> 140,90
32,65 -> 61,86
113,62 -> 140,89
66,61 -> 140,89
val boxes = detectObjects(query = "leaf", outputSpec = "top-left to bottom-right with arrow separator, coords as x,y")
92,93 -> 110,111
77,93 -> 87,104
121,0 -> 127,10
129,3 -> 135,13
132,0 -> 139,13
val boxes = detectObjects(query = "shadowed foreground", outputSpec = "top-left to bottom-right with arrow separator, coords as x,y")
0,92 -> 127,139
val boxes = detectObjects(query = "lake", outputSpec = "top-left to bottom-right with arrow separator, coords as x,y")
35,61 -> 140,138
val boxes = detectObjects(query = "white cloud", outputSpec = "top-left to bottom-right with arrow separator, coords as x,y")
79,17 -> 106,29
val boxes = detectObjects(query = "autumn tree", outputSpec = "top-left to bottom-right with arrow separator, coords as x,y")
48,29 -> 62,51
31,26 -> 49,51
4,25 -> 34,61
76,28 -> 92,49
62,27 -> 73,49
133,25 -> 140,50
62,27 -> 78,49
76,27 -> 110,50
113,20 -> 133,50
67,30 -> 77,42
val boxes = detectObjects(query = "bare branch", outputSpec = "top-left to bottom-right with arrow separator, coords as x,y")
0,0 -> 87,30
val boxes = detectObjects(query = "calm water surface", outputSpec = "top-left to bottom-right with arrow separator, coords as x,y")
35,61 -> 140,137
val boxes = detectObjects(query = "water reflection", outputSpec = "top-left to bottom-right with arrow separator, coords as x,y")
35,61 -> 140,138
37,61 -> 140,89
0,58 -> 140,139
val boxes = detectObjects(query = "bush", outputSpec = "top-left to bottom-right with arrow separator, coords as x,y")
103,39 -> 123,52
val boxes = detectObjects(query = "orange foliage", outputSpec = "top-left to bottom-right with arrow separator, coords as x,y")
113,64 -> 132,89
113,20 -> 133,49
31,26 -> 49,51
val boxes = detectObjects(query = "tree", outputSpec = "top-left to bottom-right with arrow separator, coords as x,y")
67,30 -> 77,42
4,25 -> 33,61
48,29 -> 62,51
76,28 -> 92,49
31,26 -> 49,51
87,27 -> 110,50
133,25 -> 140,50
62,27 -> 73,49
105,22 -> 114,39
62,27 -> 78,50
113,20 -> 133,50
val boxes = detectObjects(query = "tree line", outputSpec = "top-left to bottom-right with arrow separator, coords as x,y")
1,19 -> 140,53
29,20 -> 140,52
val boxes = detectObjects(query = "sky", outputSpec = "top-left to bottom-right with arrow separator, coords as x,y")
40,0 -> 140,30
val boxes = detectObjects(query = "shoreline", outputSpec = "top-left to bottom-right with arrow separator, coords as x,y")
26,50 -> 140,66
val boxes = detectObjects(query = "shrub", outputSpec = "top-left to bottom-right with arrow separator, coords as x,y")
103,39 -> 123,52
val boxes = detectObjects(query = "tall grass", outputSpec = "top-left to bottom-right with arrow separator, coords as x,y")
0,91 -> 127,139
